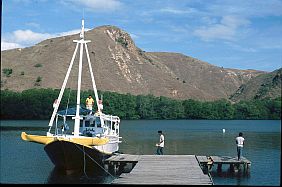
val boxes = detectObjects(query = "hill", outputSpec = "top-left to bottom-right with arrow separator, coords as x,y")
230,68 -> 282,102
1,25 -> 266,101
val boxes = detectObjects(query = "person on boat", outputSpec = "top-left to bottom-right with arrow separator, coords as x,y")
236,132 -> 245,161
98,99 -> 103,112
61,123 -> 69,135
156,130 -> 164,155
53,99 -> 58,109
86,95 -> 94,111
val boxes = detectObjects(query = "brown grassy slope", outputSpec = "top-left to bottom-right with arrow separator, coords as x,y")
1,25 -> 266,101
230,68 -> 282,102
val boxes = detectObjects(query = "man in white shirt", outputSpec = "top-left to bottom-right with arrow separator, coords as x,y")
156,130 -> 165,155
236,132 -> 245,160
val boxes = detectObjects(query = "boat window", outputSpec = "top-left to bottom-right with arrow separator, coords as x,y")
96,117 -> 101,127
105,120 -> 109,127
85,120 -> 90,127
90,118 -> 94,127
80,120 -> 83,127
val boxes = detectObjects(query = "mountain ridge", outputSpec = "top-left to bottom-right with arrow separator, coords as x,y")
230,68 -> 282,101
1,25 -> 272,101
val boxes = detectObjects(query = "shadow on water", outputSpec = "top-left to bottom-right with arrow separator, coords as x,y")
46,167 -> 116,184
210,169 -> 251,178
210,167 -> 251,185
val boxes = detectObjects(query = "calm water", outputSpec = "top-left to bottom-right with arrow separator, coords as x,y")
0,120 -> 280,185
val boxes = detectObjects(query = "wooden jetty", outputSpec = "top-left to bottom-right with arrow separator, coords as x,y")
105,154 -> 213,185
104,154 -> 139,174
196,155 -> 251,173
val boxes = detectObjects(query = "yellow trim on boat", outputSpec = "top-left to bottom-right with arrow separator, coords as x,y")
21,132 -> 109,146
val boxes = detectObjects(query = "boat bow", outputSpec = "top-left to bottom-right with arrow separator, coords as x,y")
21,132 -> 109,146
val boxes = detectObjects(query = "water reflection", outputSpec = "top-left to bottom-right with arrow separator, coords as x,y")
210,165 -> 251,186
1,120 -> 280,185
211,168 -> 250,178
46,166 -> 115,184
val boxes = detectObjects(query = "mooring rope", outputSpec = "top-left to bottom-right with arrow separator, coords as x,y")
82,145 -> 89,179
74,144 -> 115,178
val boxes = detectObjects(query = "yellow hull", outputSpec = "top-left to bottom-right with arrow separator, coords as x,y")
21,132 -> 109,146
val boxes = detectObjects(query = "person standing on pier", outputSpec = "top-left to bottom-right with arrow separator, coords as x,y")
156,130 -> 165,155
236,132 -> 245,160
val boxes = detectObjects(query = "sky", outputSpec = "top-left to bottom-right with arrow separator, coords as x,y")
2,0 -> 282,72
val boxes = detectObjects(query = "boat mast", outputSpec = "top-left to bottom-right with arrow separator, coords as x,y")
85,42 -> 101,113
48,19 -> 102,136
72,19 -> 91,136
48,44 -> 79,129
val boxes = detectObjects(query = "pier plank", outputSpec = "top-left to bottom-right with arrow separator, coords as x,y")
111,155 -> 213,185
210,156 -> 251,164
196,155 -> 209,163
105,154 -> 140,163
107,154 -> 251,184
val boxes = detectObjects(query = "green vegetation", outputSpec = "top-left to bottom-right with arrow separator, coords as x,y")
0,88 -> 280,120
0,80 -> 5,87
34,63 -> 42,67
34,76 -> 42,86
116,37 -> 128,48
2,68 -> 13,77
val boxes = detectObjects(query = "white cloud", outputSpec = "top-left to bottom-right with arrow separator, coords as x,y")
1,41 -> 23,51
159,7 -> 197,15
129,33 -> 139,39
1,28 -> 90,51
193,16 -> 250,41
58,29 -> 82,37
1,30 -> 53,50
12,30 -> 53,43
62,0 -> 123,12
208,0 -> 282,18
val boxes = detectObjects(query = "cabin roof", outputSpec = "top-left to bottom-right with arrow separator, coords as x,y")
57,107 -> 92,116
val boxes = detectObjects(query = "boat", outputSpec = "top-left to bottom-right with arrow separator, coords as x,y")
21,19 -> 122,174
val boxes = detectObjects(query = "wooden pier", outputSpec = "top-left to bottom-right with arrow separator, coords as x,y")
196,155 -> 251,173
105,154 -> 213,185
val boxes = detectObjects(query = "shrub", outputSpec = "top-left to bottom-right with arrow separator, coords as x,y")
34,63 -> 42,67
34,76 -> 42,86
2,68 -> 13,77
116,37 -> 128,48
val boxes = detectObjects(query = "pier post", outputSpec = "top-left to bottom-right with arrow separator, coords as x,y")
234,163 -> 240,173
207,157 -> 213,171
122,162 -> 134,173
108,162 -> 117,175
246,163 -> 251,173
114,163 -> 119,175
229,164 -> 234,172
217,164 -> 222,171
202,163 -> 209,174
104,163 -> 109,171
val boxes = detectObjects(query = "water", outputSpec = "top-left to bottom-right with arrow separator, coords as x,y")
0,120 -> 280,185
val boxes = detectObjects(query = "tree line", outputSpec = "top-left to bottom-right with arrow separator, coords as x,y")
0,88 -> 281,120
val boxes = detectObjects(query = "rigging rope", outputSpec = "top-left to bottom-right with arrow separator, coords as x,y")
74,144 -> 115,178
64,87 -> 72,116
82,145 -> 90,179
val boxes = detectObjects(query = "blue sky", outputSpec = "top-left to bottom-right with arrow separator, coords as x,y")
2,0 -> 282,72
